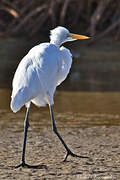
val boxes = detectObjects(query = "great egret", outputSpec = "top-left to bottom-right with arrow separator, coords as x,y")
11,26 -> 89,168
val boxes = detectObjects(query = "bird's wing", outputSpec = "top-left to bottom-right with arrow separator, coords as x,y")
11,53 -> 42,112
11,43 -> 60,112
56,46 -> 72,86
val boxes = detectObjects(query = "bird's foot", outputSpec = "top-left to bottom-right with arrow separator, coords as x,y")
15,161 -> 47,169
63,149 -> 89,162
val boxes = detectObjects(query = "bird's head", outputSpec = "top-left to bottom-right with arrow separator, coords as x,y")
50,26 -> 89,46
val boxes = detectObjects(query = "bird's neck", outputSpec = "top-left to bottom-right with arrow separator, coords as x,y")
50,40 -> 61,47
50,36 -> 63,47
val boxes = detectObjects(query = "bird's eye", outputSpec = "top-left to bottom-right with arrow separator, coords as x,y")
67,33 -> 71,37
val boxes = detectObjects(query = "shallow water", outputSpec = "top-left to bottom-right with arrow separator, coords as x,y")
0,37 -> 120,132
1,37 -> 120,91
0,89 -> 120,133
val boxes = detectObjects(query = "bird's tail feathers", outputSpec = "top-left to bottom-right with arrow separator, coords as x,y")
11,87 -> 30,113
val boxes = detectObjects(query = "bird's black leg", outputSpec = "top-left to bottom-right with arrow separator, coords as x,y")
49,105 -> 88,162
15,104 -> 30,168
15,104 -> 46,169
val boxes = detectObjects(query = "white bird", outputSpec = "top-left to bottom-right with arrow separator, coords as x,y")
11,26 -> 89,168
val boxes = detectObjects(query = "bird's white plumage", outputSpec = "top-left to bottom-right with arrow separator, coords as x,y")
11,27 -> 73,112
56,46 -> 72,86
50,26 -> 70,46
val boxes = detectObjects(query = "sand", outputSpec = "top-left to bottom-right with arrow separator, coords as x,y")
0,126 -> 120,179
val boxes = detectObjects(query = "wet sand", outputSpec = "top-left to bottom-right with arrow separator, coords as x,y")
0,125 -> 120,179
0,91 -> 120,179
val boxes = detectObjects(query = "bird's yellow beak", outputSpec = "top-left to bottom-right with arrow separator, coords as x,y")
68,33 -> 90,40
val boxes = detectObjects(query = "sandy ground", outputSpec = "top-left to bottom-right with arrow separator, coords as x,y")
0,126 -> 120,179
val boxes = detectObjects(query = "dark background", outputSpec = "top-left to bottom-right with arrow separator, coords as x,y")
0,0 -> 120,91
0,0 -> 120,40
